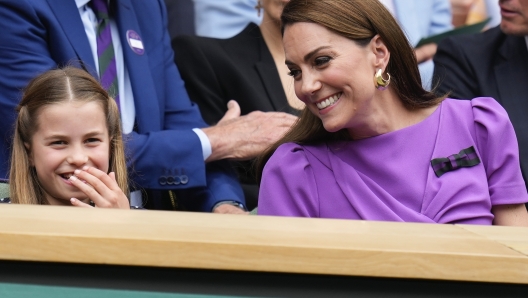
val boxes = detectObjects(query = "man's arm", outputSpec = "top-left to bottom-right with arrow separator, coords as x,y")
172,160 -> 246,212
146,0 -> 247,211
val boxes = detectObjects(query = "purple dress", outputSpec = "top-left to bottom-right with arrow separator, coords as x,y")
258,98 -> 528,224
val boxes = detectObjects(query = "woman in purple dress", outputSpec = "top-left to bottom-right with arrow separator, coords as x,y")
256,0 -> 528,225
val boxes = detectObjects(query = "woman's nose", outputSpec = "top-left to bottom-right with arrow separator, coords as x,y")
300,72 -> 322,96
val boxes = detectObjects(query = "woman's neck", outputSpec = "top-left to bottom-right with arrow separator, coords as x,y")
260,13 -> 283,56
348,90 -> 439,140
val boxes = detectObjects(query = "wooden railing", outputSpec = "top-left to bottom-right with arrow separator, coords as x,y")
0,204 -> 527,284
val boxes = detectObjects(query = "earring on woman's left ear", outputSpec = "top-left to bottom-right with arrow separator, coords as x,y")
374,68 -> 391,90
255,0 -> 263,17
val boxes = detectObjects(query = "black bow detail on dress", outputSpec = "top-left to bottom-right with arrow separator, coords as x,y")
431,146 -> 481,177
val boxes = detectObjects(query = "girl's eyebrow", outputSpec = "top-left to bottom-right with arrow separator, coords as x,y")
83,131 -> 105,138
43,131 -> 105,140
43,134 -> 68,140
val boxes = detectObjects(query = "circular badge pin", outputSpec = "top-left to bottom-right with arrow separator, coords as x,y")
126,30 -> 144,55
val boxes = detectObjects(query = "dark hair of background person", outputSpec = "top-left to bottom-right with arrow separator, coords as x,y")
256,0 -> 445,183
10,66 -> 128,205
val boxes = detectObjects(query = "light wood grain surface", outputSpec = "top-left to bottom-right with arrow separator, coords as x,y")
458,224 -> 528,256
0,204 -> 527,284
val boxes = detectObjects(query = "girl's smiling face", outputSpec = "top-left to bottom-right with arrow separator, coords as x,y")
283,22 -> 387,136
27,101 -> 110,205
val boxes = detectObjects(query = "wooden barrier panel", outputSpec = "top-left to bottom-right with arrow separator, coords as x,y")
0,204 -> 527,297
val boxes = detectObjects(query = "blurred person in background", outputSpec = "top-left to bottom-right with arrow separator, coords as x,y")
173,0 -> 300,210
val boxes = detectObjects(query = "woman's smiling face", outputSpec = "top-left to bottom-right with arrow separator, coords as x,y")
283,22 -> 386,135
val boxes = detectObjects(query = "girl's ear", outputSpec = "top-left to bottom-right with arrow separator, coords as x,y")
369,35 -> 390,71
24,142 -> 34,166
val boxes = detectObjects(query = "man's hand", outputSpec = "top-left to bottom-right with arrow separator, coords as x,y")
202,100 -> 297,162
415,43 -> 438,63
213,203 -> 249,214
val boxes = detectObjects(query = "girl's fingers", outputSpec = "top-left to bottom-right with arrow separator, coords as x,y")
71,167 -> 115,201
70,198 -> 94,208
84,166 -> 119,189
109,171 -> 117,182
106,171 -> 130,209
76,167 -> 117,193
69,175 -> 108,207
69,166 -> 129,209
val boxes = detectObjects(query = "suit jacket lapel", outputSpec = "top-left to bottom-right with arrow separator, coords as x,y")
115,0 -> 159,132
495,34 -> 528,174
46,0 -> 97,77
254,31 -> 294,114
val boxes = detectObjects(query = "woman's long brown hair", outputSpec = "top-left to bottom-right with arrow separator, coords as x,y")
256,0 -> 445,183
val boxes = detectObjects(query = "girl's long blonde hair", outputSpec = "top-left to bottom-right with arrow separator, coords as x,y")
10,67 -> 128,204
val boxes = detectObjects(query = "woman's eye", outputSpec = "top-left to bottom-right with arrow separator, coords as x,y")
287,69 -> 301,78
314,56 -> 331,66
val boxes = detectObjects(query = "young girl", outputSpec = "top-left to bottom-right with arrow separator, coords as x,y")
7,67 -> 129,209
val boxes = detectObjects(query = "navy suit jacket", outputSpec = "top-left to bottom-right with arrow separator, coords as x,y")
0,0 -> 244,211
433,26 -> 528,183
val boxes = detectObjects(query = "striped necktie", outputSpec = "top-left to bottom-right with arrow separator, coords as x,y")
91,0 -> 120,109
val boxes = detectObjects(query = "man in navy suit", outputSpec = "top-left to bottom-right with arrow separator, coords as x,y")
0,0 -> 296,212
433,0 -> 528,188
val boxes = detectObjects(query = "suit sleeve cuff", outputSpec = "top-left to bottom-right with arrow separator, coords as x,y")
192,128 -> 212,161
212,201 -> 247,211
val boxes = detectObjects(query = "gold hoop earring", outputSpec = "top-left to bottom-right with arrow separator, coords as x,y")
255,0 -> 263,17
374,68 -> 390,90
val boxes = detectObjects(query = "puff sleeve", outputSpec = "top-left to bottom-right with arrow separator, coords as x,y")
472,97 -> 528,206
258,143 -> 319,217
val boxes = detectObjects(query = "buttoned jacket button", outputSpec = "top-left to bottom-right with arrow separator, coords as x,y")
173,175 -> 181,185
180,175 -> 188,185
158,176 -> 167,185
